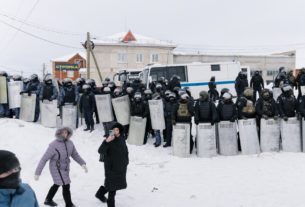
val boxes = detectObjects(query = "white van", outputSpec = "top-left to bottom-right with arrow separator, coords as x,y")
140,62 -> 250,98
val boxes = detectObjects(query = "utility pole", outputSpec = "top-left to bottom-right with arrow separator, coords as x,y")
42,63 -> 46,78
86,32 -> 91,79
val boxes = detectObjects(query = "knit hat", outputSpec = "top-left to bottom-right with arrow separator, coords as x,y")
0,150 -> 20,174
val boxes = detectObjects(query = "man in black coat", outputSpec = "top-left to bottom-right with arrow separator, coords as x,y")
96,123 -> 129,207
235,72 -> 249,97
79,84 -> 96,132
250,71 -> 264,102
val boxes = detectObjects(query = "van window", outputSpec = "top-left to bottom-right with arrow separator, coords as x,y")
211,64 -> 220,71
150,66 -> 187,82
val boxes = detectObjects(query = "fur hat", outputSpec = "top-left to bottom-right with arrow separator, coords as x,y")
55,127 -> 73,140
0,150 -> 20,174
111,122 -> 124,134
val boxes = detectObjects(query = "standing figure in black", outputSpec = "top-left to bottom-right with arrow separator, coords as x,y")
208,76 -> 219,102
96,123 -> 129,207
250,71 -> 264,102
194,91 -> 218,125
277,84 -> 298,121
79,84 -> 96,132
163,92 -> 177,147
39,76 -> 58,103
235,72 -> 249,98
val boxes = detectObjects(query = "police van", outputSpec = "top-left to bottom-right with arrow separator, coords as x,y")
140,62 -> 250,98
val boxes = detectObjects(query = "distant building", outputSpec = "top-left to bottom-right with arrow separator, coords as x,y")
51,52 -> 86,81
173,51 -> 296,84
86,30 -> 176,85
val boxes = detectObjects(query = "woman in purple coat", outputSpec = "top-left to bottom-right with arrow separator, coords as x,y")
35,127 -> 88,207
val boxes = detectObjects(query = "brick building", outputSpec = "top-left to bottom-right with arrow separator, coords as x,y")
51,52 -> 86,81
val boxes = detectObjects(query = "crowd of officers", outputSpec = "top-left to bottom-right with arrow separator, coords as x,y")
2,66 -> 305,153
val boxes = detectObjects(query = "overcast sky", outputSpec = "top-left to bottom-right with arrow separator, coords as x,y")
1,0 -> 305,76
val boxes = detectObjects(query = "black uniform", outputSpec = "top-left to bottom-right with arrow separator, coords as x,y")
163,96 -> 178,147
256,91 -> 279,119
79,90 -> 96,131
194,99 -> 218,125
208,77 -> 219,102
217,99 -> 237,122
250,72 -> 264,102
235,73 -> 249,97
277,91 -> 298,120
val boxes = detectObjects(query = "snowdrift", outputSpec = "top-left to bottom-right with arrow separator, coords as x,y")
1,118 -> 305,207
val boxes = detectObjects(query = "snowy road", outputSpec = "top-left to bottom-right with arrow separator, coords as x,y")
1,118 -> 305,207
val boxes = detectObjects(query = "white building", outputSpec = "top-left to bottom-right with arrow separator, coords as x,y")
87,31 -> 176,85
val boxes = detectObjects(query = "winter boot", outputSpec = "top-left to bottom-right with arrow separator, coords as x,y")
90,126 -> 95,133
83,126 -> 90,131
44,200 -> 58,206
95,186 -> 107,203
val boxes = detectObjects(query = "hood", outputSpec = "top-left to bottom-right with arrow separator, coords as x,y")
55,127 -> 73,140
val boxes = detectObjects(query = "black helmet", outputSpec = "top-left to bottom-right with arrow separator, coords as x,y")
44,76 -> 53,85
23,78 -> 30,84
30,74 -> 38,81
0,71 -> 8,77
12,74 -> 22,81
220,88 -> 230,96
199,91 -> 209,101
76,77 -> 85,85
63,78 -> 72,87
104,77 -> 110,82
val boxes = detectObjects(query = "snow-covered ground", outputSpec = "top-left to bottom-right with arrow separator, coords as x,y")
1,118 -> 305,207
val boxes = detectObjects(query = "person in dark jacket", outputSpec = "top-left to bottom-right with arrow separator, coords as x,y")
144,89 -> 154,143
296,68 -> 305,100
277,84 -> 298,121
0,150 -> 39,207
130,92 -> 148,118
79,84 -> 96,132
39,76 -> 58,102
35,127 -> 87,207
235,72 -> 249,97
194,91 -> 218,125
274,67 -> 288,88
173,92 -> 195,153
250,71 -> 264,102
163,92 -> 178,147
287,70 -> 297,90
75,77 -> 85,94
168,75 -> 181,91
20,74 -> 41,122
217,92 -> 237,122
236,87 -> 256,119
96,123 -> 129,207
86,79 -> 101,124
256,89 -> 279,120
208,76 -> 219,102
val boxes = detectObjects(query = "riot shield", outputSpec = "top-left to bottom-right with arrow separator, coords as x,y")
0,76 -> 7,104
172,123 -> 190,158
112,95 -> 130,125
127,116 -> 147,146
301,86 -> 305,96
148,100 -> 165,130
272,87 -> 282,101
260,119 -> 280,152
62,104 -> 77,129
40,100 -> 58,128
20,94 -> 36,122
95,94 -> 114,122
281,117 -> 301,152
218,121 -> 238,156
238,118 -> 260,155
196,123 -> 217,158
8,81 -> 23,109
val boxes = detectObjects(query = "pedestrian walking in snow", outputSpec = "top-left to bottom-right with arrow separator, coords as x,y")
96,122 -> 129,207
35,127 -> 88,207
0,150 -> 39,207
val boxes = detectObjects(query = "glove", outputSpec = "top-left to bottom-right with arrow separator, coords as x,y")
19,91 -> 24,95
172,120 -> 176,125
230,117 -> 235,122
28,92 -> 32,96
34,175 -> 39,181
262,115 -> 268,120
211,122 -> 214,126
283,116 -> 288,121
273,116 -> 278,120
73,101 -> 77,106
82,165 -> 88,173
297,114 -> 301,121
49,98 -> 53,102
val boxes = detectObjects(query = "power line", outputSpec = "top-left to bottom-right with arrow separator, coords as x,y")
0,11 -> 85,37
0,18 -> 83,49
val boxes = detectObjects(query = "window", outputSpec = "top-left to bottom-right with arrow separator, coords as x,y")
136,54 -> 143,63
149,66 -> 187,82
211,64 -> 220,71
67,71 -> 74,78
151,54 -> 159,63
117,53 -> 127,63
267,70 -> 277,76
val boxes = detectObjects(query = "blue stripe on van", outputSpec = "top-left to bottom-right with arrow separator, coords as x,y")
181,80 -> 235,87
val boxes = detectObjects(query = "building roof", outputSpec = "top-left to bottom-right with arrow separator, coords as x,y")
92,31 -> 177,48
51,52 -> 86,62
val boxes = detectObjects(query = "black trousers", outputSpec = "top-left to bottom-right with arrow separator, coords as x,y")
96,186 -> 116,207
84,110 -> 94,129
165,118 -> 173,145
46,184 -> 73,207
